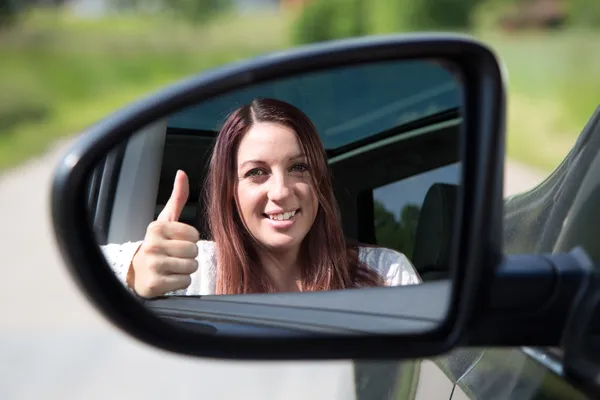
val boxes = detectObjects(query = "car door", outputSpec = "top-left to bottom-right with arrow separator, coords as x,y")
451,348 -> 587,399
445,106 -> 600,399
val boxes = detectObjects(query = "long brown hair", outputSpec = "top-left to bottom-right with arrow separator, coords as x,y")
204,98 -> 384,294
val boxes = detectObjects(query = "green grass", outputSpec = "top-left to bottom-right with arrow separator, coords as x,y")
479,29 -> 600,172
0,9 -> 293,171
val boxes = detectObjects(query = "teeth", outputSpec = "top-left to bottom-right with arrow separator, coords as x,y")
269,210 -> 296,221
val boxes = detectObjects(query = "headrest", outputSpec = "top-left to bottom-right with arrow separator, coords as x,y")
411,183 -> 458,281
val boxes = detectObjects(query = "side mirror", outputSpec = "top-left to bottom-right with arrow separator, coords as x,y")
50,33 -> 593,362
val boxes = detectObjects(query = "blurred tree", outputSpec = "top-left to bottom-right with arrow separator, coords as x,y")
0,0 -> 18,27
293,0 -> 484,45
399,204 -> 420,236
374,200 -> 421,259
0,0 -> 72,27
110,0 -> 231,23
292,0 -> 368,44
398,203 -> 420,259
568,0 -> 600,29
471,0 -> 519,30
162,0 -> 231,22
368,0 -> 409,34
497,0 -> 567,31
403,0 -> 484,30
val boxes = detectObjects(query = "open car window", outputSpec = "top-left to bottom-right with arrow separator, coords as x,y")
156,112 -> 462,254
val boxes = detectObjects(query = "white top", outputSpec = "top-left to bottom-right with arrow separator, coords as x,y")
101,240 -> 422,296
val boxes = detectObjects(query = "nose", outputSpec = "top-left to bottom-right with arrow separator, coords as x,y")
267,172 -> 292,202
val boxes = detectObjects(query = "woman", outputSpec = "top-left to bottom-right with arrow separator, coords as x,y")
102,98 -> 421,298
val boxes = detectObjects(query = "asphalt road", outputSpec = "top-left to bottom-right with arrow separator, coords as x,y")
0,138 -> 546,399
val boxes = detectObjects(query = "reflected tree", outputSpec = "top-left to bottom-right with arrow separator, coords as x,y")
374,200 -> 420,259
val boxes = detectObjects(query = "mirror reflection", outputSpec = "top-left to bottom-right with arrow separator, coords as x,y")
88,59 -> 463,299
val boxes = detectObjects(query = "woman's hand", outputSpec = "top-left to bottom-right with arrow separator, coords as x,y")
130,170 -> 200,298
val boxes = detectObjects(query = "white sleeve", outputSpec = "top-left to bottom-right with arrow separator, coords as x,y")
359,246 -> 422,286
385,252 -> 422,286
99,240 -> 217,297
100,241 -> 143,290
100,240 -> 189,297
172,240 -> 217,296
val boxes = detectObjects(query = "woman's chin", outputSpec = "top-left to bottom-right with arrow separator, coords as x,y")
259,235 -> 302,252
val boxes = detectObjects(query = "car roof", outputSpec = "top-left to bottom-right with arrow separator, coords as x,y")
167,59 -> 461,150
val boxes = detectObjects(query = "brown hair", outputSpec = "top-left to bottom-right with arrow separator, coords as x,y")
204,98 -> 384,294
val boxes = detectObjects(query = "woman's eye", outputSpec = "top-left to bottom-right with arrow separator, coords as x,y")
291,163 -> 309,173
245,168 -> 265,178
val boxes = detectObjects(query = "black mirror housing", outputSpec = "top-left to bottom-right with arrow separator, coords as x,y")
50,33 -> 509,360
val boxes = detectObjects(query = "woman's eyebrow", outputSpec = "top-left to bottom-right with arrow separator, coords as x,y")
289,154 -> 307,161
239,159 -> 266,169
239,154 -> 306,169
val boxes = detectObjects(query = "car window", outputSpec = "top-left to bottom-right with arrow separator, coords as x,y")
373,163 -> 461,259
503,109 -> 600,257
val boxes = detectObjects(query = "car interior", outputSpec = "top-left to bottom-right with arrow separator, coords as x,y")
86,106 -> 462,283
85,58 -> 465,285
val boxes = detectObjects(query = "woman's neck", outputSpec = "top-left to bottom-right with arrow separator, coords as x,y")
258,247 -> 303,292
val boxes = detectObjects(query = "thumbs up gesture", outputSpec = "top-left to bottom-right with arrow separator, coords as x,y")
130,170 -> 200,298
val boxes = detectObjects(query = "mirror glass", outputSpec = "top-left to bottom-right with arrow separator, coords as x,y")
86,58 -> 464,334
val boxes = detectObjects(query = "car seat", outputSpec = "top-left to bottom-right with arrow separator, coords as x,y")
411,183 -> 458,281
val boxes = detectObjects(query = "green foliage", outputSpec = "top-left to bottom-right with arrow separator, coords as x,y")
167,0 -> 231,24
293,0 -> 483,45
568,0 -> 600,29
470,0 -> 518,30
374,201 -> 420,259
0,10 -> 291,171
0,80 -> 50,134
367,0 -> 409,34
0,0 -> 69,27
292,0 -> 368,45
109,0 -> 232,24
402,0 -> 483,31
301,0 -> 479,36
0,0 -> 20,27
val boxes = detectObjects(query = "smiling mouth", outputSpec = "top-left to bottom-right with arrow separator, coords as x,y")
263,209 -> 300,221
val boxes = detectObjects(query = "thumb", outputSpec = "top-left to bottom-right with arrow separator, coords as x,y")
157,170 -> 189,222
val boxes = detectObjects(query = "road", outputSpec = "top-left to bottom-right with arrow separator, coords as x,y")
0,138 -> 546,399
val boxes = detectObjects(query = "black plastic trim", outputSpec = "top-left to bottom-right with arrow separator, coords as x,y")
165,107 -> 461,159
85,160 -> 104,221
465,248 -> 592,346
92,143 -> 126,245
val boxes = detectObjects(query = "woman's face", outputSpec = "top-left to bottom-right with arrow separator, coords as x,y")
235,122 -> 319,253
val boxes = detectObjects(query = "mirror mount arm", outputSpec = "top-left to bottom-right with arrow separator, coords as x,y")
464,247 -> 594,347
